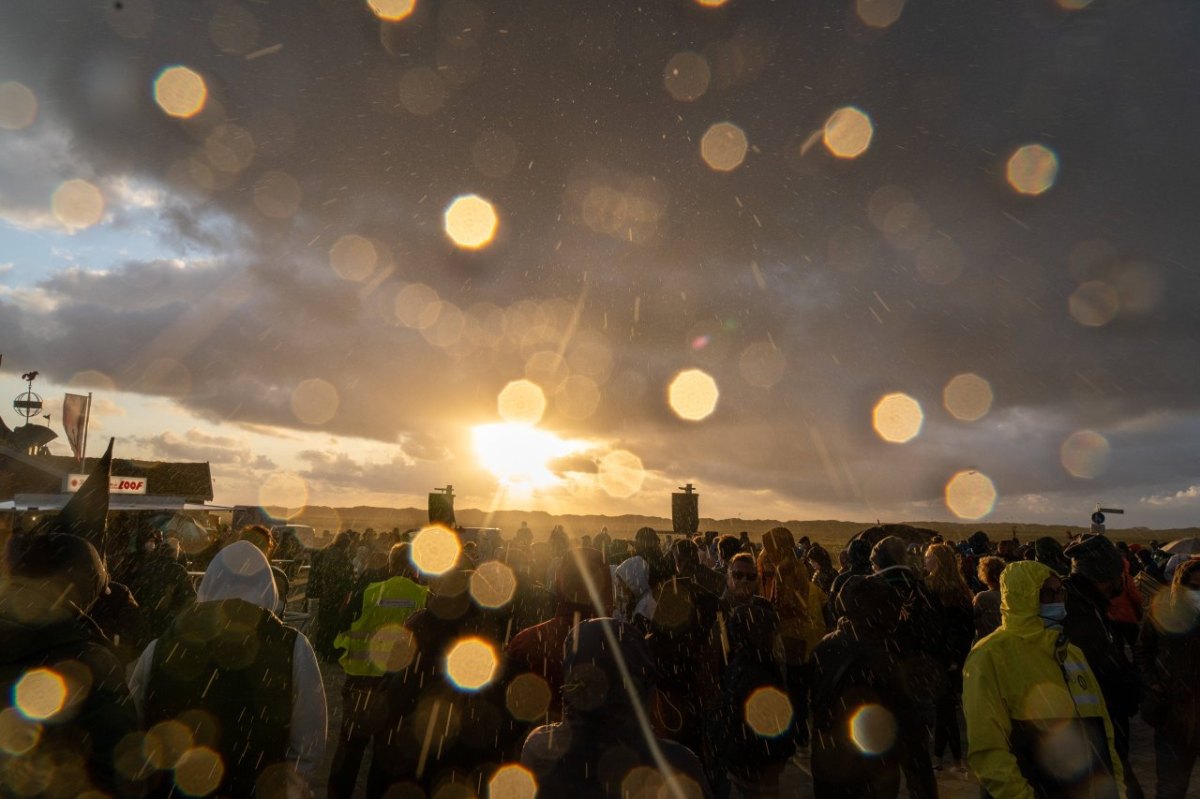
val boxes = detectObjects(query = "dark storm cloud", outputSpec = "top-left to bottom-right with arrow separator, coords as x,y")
2,0 -> 1199,520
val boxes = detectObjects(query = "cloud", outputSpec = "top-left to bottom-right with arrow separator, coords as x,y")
1143,485 -> 1200,508
2,0 -> 1199,524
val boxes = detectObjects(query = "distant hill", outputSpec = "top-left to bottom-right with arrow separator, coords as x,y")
265,505 -> 1198,549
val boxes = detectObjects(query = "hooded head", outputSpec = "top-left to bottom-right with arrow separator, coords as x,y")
561,618 -> 655,721
1034,537 -> 1070,575
835,575 -> 902,641
845,538 -> 871,570
1000,560 -> 1060,637
197,541 -> 278,611
1065,534 -> 1125,597
554,546 -> 614,616
4,533 -> 109,616
869,536 -> 908,572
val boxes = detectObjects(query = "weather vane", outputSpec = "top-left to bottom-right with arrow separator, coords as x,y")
14,370 -> 43,420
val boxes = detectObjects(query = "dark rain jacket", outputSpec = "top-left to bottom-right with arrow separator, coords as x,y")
522,619 -> 712,799
0,608 -> 139,798
1137,585 -> 1200,748
1063,574 -> 1140,720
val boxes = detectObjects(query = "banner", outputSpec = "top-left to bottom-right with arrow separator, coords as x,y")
65,474 -> 147,494
62,393 -> 89,461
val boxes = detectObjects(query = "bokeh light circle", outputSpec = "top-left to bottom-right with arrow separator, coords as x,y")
257,473 -> 309,520
0,81 -> 37,130
872,392 -> 923,443
488,764 -> 538,799
668,369 -> 719,421
445,637 -> 498,692
153,66 -> 208,118
739,342 -> 786,388
411,526 -> 461,577
1060,430 -> 1111,479
856,0 -> 906,28
744,687 -> 793,738
469,560 -> 517,608
144,720 -> 193,770
663,52 -> 710,102
291,377 -> 339,425
823,107 -> 874,159
943,373 -> 993,422
700,122 -> 749,172
1006,144 -> 1059,196
945,470 -> 997,520
329,234 -> 378,282
173,747 -> 224,796
506,673 -> 552,722
1068,281 -> 1119,327
367,624 -> 417,672
52,179 -> 105,231
13,669 -> 66,721
253,170 -> 302,219
498,379 -> 546,425
849,704 -> 898,755
0,708 -> 40,756
368,0 -> 416,22
599,449 -> 645,498
444,194 -> 498,249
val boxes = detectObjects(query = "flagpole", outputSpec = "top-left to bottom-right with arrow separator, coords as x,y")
80,392 -> 92,466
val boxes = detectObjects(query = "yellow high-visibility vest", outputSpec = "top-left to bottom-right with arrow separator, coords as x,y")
335,576 -> 428,677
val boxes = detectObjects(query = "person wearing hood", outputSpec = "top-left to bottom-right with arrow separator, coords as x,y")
615,551 -> 658,631
129,538 -> 196,641
129,541 -> 328,797
1137,556 -> 1200,799
963,560 -> 1124,799
867,536 -> 945,759
810,575 -> 937,798
522,618 -> 712,798
758,527 -> 828,748
507,546 -> 614,721
0,532 -> 140,798
1062,534 -> 1144,799
1034,537 -> 1071,576
828,537 -> 872,610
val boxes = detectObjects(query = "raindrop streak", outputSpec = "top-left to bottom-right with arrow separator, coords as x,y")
410,526 -> 461,577
668,369 -> 719,421
944,470 -> 997,520
444,194 -> 499,249
872,392 -> 922,443
1006,144 -> 1059,196
153,65 -> 207,118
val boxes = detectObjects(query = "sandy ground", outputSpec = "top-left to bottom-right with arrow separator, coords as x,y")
312,659 -> 1196,798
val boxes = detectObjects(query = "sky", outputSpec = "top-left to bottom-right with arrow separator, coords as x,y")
1,0 -> 1199,529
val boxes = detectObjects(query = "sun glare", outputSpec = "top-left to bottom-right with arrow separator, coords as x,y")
473,423 -> 582,487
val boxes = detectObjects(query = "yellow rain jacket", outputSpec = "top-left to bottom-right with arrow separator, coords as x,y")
335,576 -> 427,677
963,560 -> 1123,799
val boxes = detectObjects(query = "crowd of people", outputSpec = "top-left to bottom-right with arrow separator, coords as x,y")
1,516 -> 1198,799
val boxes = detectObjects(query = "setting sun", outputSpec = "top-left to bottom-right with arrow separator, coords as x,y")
472,423 -> 583,487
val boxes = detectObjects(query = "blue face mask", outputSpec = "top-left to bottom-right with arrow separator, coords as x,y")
1039,602 -> 1067,629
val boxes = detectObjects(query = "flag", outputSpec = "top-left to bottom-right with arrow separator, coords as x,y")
39,437 -> 113,551
62,393 -> 89,462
